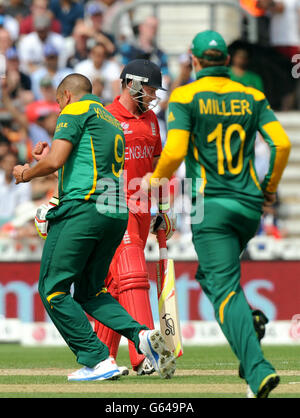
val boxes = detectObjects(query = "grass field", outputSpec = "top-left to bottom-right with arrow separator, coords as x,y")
0,344 -> 300,399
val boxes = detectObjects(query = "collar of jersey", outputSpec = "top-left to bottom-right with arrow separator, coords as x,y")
196,66 -> 230,80
79,94 -> 103,104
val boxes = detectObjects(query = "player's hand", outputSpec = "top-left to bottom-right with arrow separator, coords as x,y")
32,141 -> 50,161
263,192 -> 277,210
141,172 -> 153,192
150,211 -> 176,240
13,163 -> 30,184
35,197 -> 59,239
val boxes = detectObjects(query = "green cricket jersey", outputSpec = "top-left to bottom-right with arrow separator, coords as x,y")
153,66 -> 290,213
53,94 -> 128,219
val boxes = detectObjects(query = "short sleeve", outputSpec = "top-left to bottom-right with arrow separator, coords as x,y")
167,88 -> 192,132
53,114 -> 81,146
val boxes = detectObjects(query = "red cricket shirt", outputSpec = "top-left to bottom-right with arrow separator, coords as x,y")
106,96 -> 162,214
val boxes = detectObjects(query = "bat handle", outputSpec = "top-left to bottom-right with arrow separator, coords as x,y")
157,228 -> 168,260
157,228 -> 167,248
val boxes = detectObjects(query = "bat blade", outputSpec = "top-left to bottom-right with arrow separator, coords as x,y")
156,257 -> 183,358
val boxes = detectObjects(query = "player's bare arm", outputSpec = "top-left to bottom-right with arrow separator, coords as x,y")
13,139 -> 73,184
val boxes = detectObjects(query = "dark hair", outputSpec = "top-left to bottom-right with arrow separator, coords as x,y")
197,49 -> 227,68
57,73 -> 92,96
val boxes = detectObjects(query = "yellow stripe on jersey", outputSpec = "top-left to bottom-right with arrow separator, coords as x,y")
61,165 -> 64,191
260,121 -> 291,193
85,136 -> 98,201
199,164 -> 207,194
169,77 -> 266,106
60,100 -> 103,116
249,159 -> 262,191
191,134 -> 207,194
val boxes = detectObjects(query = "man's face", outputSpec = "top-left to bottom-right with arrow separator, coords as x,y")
45,54 -> 58,71
131,83 -> 158,112
141,85 -> 158,109
91,45 -> 106,68
0,153 -> 17,178
36,27 -> 49,41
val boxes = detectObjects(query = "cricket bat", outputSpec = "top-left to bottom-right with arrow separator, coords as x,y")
156,228 -> 183,358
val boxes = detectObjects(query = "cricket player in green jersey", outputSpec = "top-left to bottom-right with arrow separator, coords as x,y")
13,73 -> 176,381
142,31 -> 291,397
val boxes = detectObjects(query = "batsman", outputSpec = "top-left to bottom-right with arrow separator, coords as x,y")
142,31 -> 291,398
94,60 -> 176,375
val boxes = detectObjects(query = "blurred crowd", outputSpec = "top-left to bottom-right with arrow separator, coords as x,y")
0,0 -> 296,243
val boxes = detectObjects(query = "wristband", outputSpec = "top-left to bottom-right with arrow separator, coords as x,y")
158,201 -> 170,213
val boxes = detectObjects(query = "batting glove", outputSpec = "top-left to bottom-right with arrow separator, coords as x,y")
150,211 -> 176,241
35,196 -> 59,239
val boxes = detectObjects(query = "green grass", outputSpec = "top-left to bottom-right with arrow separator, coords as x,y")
0,344 -> 299,398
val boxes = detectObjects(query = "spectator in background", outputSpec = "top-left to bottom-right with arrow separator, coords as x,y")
229,45 -> 264,91
66,21 -> 91,68
0,149 -> 32,226
19,0 -> 62,35
0,0 -> 19,41
170,53 -> 194,92
119,15 -> 170,82
89,0 -> 134,42
91,76 -> 105,100
49,0 -> 84,37
0,131 -> 12,160
25,77 -> 60,149
268,0 -> 300,109
74,42 -> 121,104
1,75 -> 60,157
0,27 -> 13,55
268,0 -> 300,60
5,47 -> 33,106
84,2 -> 116,56
239,0 -> 272,46
4,0 -> 29,21
17,14 -> 65,74
31,43 -> 72,100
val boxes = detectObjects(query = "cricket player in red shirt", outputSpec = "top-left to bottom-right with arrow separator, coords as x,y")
94,59 -> 175,375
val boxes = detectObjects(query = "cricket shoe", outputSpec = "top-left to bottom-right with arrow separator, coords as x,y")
138,330 -> 176,379
256,374 -> 280,398
136,357 -> 155,376
246,374 -> 280,398
68,356 -> 121,382
118,366 -> 129,376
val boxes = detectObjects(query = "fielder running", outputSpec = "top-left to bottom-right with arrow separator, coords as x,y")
142,31 -> 291,398
94,59 -> 175,375
13,73 -> 176,381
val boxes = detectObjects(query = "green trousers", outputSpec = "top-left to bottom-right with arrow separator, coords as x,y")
39,200 -> 148,368
191,198 -> 276,395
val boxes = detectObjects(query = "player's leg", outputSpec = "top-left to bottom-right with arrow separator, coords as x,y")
94,268 -> 122,361
94,212 -> 154,373
120,212 -> 154,371
75,212 -> 149,355
192,200 -> 277,396
77,212 -> 175,379
38,201 -> 112,368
